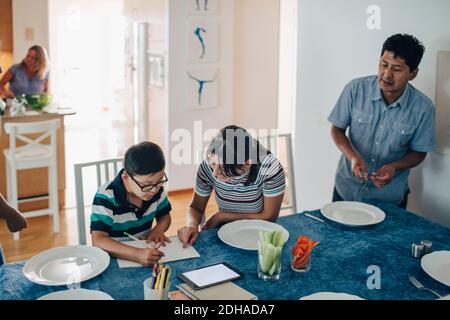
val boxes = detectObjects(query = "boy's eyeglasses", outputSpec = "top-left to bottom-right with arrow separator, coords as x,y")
127,172 -> 168,192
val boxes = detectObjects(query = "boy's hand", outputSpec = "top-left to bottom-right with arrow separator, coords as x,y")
177,225 -> 198,248
138,248 -> 164,267
146,232 -> 171,247
5,207 -> 27,233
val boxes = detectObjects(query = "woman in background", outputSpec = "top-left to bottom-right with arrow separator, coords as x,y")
0,45 -> 49,98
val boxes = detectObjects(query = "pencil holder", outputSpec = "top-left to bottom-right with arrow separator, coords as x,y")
143,278 -> 170,300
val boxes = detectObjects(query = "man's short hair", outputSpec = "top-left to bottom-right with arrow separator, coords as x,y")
124,142 -> 165,176
382,34 -> 425,71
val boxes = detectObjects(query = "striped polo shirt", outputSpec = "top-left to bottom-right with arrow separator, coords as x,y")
90,169 -> 172,240
195,153 -> 286,213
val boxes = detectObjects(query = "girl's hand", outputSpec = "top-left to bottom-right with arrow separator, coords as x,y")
177,225 -> 199,248
146,232 -> 171,247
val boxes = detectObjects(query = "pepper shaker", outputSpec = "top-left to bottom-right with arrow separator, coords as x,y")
420,240 -> 432,254
411,243 -> 425,258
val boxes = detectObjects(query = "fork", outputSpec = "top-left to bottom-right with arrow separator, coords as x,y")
409,276 -> 442,298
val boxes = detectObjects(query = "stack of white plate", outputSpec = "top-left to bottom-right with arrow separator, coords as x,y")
321,201 -> 385,226
218,219 -> 289,250
23,245 -> 110,286
300,292 -> 364,300
421,251 -> 450,287
38,288 -> 114,300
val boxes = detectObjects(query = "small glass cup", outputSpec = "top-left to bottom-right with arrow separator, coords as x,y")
257,248 -> 281,281
291,254 -> 311,272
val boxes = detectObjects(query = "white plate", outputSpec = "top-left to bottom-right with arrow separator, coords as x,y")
23,245 -> 110,286
218,219 -> 289,250
300,292 -> 364,300
38,288 -> 114,300
321,201 -> 385,227
421,251 -> 450,286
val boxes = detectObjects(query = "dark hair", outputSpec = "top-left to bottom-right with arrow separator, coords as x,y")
381,34 -> 425,71
207,125 -> 269,186
124,142 -> 165,176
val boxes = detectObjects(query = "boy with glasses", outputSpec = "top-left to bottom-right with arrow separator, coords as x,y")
90,142 -> 172,267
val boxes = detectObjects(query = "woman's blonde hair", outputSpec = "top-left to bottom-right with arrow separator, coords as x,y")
21,45 -> 49,80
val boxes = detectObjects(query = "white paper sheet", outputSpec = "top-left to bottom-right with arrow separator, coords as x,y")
117,236 -> 200,268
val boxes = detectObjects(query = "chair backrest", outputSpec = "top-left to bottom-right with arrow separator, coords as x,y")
0,243 -> 5,267
258,133 -> 297,215
74,158 -> 123,245
4,119 -> 60,158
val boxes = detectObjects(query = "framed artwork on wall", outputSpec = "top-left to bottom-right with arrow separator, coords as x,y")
186,68 -> 219,110
187,20 -> 220,63
187,0 -> 220,15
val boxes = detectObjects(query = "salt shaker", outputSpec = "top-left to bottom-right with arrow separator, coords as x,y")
411,243 -> 425,258
420,240 -> 432,254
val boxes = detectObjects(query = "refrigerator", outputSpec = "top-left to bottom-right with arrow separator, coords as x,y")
125,22 -> 149,143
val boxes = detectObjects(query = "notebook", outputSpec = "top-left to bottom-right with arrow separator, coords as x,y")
117,236 -> 200,268
177,282 -> 258,300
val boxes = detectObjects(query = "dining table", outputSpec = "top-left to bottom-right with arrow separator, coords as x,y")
1,200 -> 449,300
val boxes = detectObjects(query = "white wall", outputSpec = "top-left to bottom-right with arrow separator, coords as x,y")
278,0 -> 297,134
12,0 -> 49,63
167,0 -> 281,191
234,0 -> 280,131
167,0 -> 235,190
294,0 -> 450,227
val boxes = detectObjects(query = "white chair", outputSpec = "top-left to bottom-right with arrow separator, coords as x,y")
259,133 -> 297,214
0,243 -> 5,267
74,158 -> 123,245
3,119 -> 61,240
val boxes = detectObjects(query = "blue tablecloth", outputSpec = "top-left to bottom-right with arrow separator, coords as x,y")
1,201 -> 449,300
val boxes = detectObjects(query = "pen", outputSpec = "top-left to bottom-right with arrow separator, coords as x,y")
154,269 -> 162,289
159,266 -> 167,290
124,232 -> 141,242
124,232 -> 162,250
150,263 -> 157,289
164,266 -> 171,289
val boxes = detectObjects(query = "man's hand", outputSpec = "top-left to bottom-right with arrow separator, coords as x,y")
177,225 -> 199,248
371,164 -> 396,188
351,156 -> 368,181
137,247 -> 164,267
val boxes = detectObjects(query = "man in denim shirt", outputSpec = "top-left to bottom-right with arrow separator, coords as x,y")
328,34 -> 436,208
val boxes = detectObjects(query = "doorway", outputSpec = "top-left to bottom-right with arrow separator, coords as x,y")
48,0 -> 133,208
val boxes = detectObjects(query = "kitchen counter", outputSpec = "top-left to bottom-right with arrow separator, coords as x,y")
0,106 -> 76,211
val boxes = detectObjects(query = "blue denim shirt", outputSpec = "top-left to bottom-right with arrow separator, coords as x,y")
328,75 -> 436,205
8,64 -> 48,96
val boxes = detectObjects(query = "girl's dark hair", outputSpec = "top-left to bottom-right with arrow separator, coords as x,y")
381,34 -> 425,71
206,125 -> 269,186
124,142 -> 165,176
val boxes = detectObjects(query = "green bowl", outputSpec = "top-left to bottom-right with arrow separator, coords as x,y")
23,94 -> 52,110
